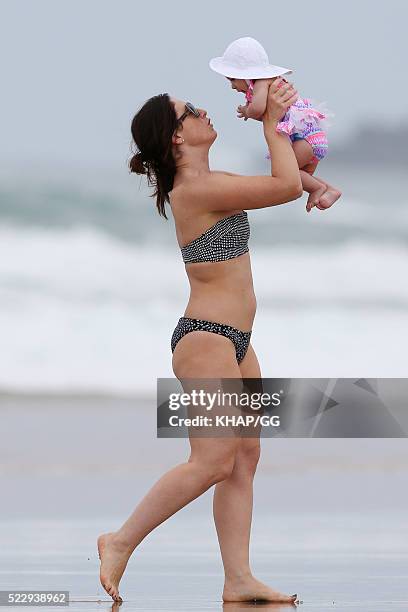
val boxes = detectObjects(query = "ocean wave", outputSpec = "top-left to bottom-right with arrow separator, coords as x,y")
1,171 -> 408,246
1,226 -> 408,392
1,226 -> 408,304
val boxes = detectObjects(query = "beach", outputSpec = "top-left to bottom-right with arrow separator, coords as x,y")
2,1 -> 408,608
1,114 -> 408,612
1,159 -> 408,608
1,394 -> 408,610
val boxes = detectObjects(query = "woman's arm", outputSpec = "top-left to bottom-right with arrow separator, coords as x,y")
262,81 -> 302,196
184,170 -> 302,212
183,79 -> 302,212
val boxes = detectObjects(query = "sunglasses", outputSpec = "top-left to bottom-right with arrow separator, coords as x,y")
177,102 -> 200,124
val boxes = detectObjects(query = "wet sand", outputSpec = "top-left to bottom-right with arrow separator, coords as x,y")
1,514 -> 408,611
1,394 -> 407,610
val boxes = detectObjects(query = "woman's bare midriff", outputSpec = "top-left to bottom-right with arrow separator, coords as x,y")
183,252 -> 256,332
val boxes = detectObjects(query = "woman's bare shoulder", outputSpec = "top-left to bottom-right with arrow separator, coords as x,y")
170,171 -> 238,201
169,172 -> 240,218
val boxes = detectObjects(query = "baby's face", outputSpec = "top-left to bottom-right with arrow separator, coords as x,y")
226,77 -> 248,93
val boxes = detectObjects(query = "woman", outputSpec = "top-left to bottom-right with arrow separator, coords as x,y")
97,78 -> 302,603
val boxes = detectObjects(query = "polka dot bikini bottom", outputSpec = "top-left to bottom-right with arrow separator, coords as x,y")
171,316 -> 252,365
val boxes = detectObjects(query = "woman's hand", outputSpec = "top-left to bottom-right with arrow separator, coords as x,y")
263,78 -> 298,123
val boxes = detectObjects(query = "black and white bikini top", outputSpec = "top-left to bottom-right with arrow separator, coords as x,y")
180,210 -> 250,264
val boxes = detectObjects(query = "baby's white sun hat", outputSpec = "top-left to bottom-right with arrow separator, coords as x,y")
209,36 -> 292,80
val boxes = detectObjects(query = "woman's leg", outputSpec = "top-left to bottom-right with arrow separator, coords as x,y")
97,331 -> 243,602
98,440 -> 238,600
213,344 -> 298,603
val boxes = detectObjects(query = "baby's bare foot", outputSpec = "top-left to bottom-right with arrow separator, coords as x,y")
223,574 -> 298,603
317,187 -> 342,210
306,185 -> 327,212
97,532 -> 132,602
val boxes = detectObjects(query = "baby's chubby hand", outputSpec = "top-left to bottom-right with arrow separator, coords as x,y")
236,104 -> 248,121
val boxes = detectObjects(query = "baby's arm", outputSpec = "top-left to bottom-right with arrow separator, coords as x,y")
246,79 -> 270,119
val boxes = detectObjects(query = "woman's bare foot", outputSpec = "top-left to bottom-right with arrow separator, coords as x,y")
306,184 -> 327,212
316,187 -> 342,210
223,574 -> 298,603
97,532 -> 133,602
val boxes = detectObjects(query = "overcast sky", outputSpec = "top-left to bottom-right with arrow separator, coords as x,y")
1,0 -> 407,169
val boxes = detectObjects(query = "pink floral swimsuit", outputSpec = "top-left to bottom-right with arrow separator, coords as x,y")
246,79 -> 330,163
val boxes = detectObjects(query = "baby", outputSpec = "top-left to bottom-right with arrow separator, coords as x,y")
210,37 -> 341,212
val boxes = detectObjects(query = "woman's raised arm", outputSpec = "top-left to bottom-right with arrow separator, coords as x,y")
187,79 -> 302,212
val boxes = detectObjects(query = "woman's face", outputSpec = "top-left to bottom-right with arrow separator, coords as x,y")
171,98 -> 217,147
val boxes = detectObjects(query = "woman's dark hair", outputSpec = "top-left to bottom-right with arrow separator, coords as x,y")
129,93 -> 179,219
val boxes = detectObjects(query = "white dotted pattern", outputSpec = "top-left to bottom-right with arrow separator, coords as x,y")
180,211 -> 250,264
171,316 -> 252,364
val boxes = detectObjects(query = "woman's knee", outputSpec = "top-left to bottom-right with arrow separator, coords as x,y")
208,457 -> 236,484
200,440 -> 260,484
189,441 -> 239,485
235,440 -> 261,475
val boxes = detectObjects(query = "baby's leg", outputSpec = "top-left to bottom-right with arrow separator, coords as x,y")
292,140 -> 327,212
302,132 -> 341,210
310,176 -> 342,210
